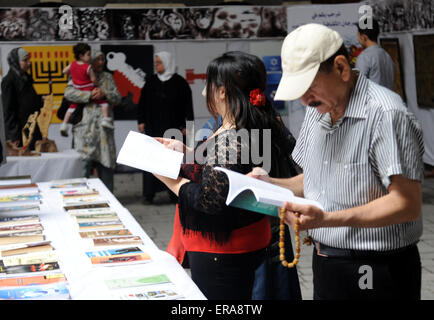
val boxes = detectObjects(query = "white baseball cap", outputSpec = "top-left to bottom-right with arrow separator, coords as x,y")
274,23 -> 343,101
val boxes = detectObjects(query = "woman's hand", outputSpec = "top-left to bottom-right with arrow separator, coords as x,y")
155,137 -> 190,154
91,88 -> 105,100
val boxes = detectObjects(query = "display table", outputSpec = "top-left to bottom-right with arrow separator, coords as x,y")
0,149 -> 83,183
37,178 -> 205,300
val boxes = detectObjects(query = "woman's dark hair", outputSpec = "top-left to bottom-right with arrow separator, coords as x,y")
318,43 -> 350,73
205,51 -> 294,178
73,42 -> 91,60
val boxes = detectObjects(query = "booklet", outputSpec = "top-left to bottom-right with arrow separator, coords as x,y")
214,167 -> 324,217
116,131 -> 184,180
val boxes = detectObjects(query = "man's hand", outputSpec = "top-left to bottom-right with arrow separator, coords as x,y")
138,123 -> 145,133
282,202 -> 326,231
247,167 -> 271,183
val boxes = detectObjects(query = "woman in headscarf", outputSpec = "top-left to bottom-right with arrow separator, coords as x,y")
64,50 -> 121,192
1,47 -> 43,150
137,51 -> 194,203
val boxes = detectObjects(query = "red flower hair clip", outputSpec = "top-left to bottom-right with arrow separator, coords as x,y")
249,88 -> 266,107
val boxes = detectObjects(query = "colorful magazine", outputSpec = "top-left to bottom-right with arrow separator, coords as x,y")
85,247 -> 151,266
0,281 -> 70,299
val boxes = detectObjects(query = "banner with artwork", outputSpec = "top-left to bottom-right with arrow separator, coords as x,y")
367,0 -> 433,33
101,45 -> 154,120
0,6 -> 286,41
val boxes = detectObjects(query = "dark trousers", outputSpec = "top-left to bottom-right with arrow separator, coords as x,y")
82,160 -> 114,192
312,244 -> 421,300
187,249 -> 266,300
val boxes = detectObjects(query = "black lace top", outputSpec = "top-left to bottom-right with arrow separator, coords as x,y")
178,130 -> 264,245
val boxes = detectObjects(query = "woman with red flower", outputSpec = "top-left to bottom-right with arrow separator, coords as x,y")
154,51 -> 300,300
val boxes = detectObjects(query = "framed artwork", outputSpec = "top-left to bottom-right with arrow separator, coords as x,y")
379,38 -> 406,102
24,45 -> 74,123
413,34 -> 434,108
101,45 -> 154,120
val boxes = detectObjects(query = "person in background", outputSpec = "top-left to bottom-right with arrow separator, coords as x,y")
153,51 -> 299,300
356,18 -> 396,90
137,51 -> 194,204
64,50 -> 121,192
1,47 -> 43,150
61,43 -> 112,137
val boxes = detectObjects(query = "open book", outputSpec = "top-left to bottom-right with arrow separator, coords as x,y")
215,167 -> 324,217
116,131 -> 184,180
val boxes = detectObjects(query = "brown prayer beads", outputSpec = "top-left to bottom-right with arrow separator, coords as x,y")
279,207 -> 301,268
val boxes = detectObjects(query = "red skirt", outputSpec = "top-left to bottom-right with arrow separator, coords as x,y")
166,204 -> 271,263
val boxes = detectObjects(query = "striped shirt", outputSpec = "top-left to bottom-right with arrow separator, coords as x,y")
292,73 -> 424,251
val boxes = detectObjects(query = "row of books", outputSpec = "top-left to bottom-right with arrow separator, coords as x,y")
0,175 -> 40,213
0,175 -> 70,300
51,178 -> 150,268
51,177 -> 184,300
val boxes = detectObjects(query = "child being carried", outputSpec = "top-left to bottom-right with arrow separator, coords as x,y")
60,43 -> 113,137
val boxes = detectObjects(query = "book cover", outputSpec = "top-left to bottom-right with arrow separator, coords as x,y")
0,234 -> 45,246
1,251 -> 58,267
118,287 -> 183,300
63,202 -> 110,212
0,184 -> 39,197
49,178 -> 88,189
0,176 -> 32,186
67,207 -> 116,216
85,247 -> 150,266
0,261 -> 60,274
0,194 -> 40,208
93,236 -> 142,247
0,194 -> 40,202
78,220 -> 124,231
60,189 -> 99,198
0,224 -> 44,236
79,229 -> 132,239
0,215 -> 40,227
74,213 -> 119,223
214,167 -> 324,217
0,273 -> 66,287
116,131 -> 184,179
105,274 -> 171,290
0,282 -> 70,299
62,196 -> 107,206
1,243 -> 53,257
0,204 -> 40,213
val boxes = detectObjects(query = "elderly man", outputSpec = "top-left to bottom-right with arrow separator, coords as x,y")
255,24 -> 424,300
64,51 -> 121,192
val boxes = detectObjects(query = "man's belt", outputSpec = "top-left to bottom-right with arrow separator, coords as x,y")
314,241 -> 416,258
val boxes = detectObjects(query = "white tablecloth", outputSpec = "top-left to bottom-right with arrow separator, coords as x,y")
36,178 -> 205,300
0,149 -> 83,182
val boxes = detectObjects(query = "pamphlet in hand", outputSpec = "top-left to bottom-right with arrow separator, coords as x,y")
215,167 -> 324,217
116,131 -> 184,180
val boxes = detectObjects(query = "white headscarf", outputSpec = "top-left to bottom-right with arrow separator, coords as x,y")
155,51 -> 176,82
